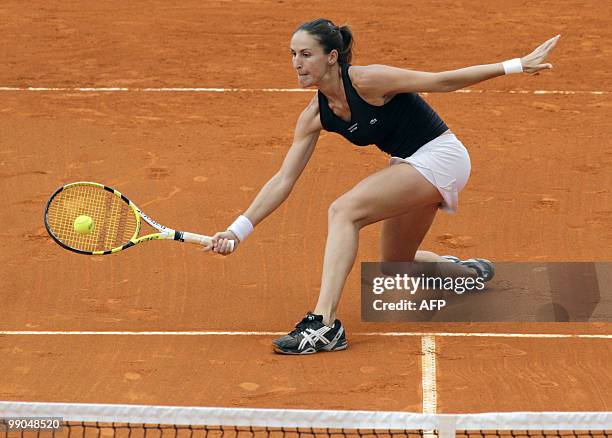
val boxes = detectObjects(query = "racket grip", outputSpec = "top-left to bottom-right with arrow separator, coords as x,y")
180,231 -> 235,252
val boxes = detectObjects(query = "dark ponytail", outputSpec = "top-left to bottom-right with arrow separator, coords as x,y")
337,25 -> 353,63
294,18 -> 354,64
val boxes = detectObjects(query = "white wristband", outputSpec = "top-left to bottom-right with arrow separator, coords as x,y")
502,58 -> 523,75
227,215 -> 253,242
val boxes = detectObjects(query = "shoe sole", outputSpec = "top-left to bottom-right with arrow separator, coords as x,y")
272,341 -> 348,355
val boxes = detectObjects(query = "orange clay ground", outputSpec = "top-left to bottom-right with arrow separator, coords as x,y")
0,0 -> 610,413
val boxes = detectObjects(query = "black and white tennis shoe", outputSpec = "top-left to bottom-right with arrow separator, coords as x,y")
272,312 -> 348,355
442,256 -> 495,282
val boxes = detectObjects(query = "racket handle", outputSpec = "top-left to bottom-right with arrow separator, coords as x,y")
179,231 -> 235,252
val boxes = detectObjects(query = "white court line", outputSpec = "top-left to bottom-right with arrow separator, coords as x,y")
454,89 -> 610,95
0,331 -> 610,338
0,87 -> 311,93
0,86 -> 609,95
421,335 -> 438,414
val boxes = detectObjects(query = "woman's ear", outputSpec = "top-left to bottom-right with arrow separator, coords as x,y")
328,49 -> 338,65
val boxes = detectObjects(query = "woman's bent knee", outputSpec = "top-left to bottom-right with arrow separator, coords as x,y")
328,196 -> 361,223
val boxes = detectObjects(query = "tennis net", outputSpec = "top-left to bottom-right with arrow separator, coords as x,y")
0,402 -> 610,438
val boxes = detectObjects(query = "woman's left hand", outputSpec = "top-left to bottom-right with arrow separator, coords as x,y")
521,35 -> 561,74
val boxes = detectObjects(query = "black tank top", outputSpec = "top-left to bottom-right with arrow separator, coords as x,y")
317,63 -> 448,158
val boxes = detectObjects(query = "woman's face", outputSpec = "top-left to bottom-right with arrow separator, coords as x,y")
290,30 -> 336,88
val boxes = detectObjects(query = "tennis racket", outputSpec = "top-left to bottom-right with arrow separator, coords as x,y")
44,181 -> 234,255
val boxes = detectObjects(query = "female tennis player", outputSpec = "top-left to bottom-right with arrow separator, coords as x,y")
206,19 -> 560,354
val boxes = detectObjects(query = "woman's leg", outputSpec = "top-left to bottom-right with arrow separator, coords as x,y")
380,205 -> 479,279
313,163 -> 443,325
381,204 -> 439,262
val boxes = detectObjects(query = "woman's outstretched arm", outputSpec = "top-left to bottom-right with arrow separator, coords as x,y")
352,35 -> 560,94
207,96 -> 322,254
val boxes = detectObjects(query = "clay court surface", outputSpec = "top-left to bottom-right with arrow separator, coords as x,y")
0,0 -> 611,415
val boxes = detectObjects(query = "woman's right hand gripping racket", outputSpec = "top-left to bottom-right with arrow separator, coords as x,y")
44,181 -> 234,255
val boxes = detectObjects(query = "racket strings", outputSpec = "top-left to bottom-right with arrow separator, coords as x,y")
46,185 -> 138,252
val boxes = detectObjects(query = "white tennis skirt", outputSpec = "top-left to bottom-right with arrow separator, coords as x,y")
390,131 -> 471,213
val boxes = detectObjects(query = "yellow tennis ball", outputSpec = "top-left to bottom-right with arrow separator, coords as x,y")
74,215 -> 94,235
